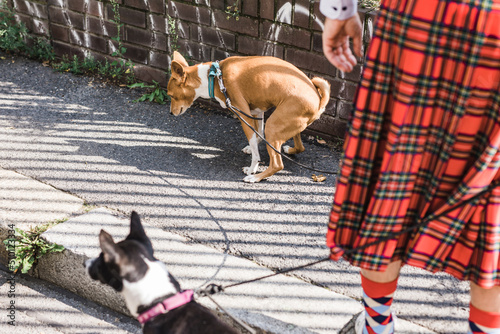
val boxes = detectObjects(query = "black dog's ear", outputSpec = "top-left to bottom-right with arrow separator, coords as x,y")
127,211 -> 148,241
126,211 -> 154,256
99,230 -> 124,263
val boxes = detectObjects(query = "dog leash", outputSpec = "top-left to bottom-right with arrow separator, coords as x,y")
208,62 -> 263,121
197,178 -> 500,296
209,62 -> 338,175
205,294 -> 257,334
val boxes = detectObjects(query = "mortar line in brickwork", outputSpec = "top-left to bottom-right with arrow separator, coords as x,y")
139,0 -> 159,59
95,0 -> 111,56
20,0 -> 47,34
62,0 -> 87,48
206,0 -> 230,59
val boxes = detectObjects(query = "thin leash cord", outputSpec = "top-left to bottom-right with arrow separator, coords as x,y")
147,169 -> 255,333
215,72 -> 338,176
206,295 -> 257,334
145,171 -> 230,294
198,178 -> 500,295
229,104 -> 338,175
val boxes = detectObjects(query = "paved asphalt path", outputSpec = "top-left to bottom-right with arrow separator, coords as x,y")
0,53 -> 470,333
0,264 -> 141,333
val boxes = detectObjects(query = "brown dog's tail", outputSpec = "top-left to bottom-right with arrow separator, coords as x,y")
311,77 -> 331,111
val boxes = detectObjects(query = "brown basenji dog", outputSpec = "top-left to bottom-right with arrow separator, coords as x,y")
167,52 -> 330,183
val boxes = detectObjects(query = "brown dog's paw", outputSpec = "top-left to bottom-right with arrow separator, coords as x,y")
242,165 -> 259,175
243,174 -> 261,183
242,145 -> 252,155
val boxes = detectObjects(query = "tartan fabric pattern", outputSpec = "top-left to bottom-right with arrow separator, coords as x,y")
327,0 -> 500,288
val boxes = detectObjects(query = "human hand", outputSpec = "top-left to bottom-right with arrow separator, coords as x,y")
322,16 -> 363,72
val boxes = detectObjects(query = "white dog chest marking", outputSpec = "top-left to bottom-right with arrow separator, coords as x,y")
122,258 -> 179,317
194,64 -> 226,108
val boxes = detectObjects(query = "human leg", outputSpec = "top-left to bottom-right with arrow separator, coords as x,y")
360,260 -> 402,283
356,261 -> 402,334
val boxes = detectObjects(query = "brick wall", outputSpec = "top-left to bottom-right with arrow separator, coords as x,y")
7,0 -> 376,140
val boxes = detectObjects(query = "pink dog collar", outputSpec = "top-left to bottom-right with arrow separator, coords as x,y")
137,290 -> 194,324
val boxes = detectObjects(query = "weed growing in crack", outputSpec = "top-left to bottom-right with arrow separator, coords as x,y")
53,55 -> 134,85
0,1 -> 54,61
167,14 -> 179,52
129,80 -> 169,104
4,221 -> 66,274
226,0 -> 240,20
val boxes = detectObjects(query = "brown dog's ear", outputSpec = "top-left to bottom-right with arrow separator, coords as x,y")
99,230 -> 123,263
173,51 -> 189,67
170,61 -> 186,81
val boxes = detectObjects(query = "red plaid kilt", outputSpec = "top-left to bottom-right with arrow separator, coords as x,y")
327,0 -> 500,288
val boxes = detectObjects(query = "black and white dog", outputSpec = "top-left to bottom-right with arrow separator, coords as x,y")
85,211 -> 239,334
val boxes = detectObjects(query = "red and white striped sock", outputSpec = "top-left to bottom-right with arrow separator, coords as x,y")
468,303 -> 500,334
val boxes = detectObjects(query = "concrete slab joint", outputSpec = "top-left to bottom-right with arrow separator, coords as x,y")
0,168 -> 84,265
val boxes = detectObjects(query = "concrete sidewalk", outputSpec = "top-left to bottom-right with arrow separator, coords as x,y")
0,263 -> 141,334
0,53 -> 471,333
0,167 -> 433,333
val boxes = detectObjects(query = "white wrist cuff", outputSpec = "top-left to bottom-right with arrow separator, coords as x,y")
320,0 -> 357,20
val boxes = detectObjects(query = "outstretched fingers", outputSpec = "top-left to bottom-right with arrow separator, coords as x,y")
322,16 -> 363,73
328,39 -> 357,72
